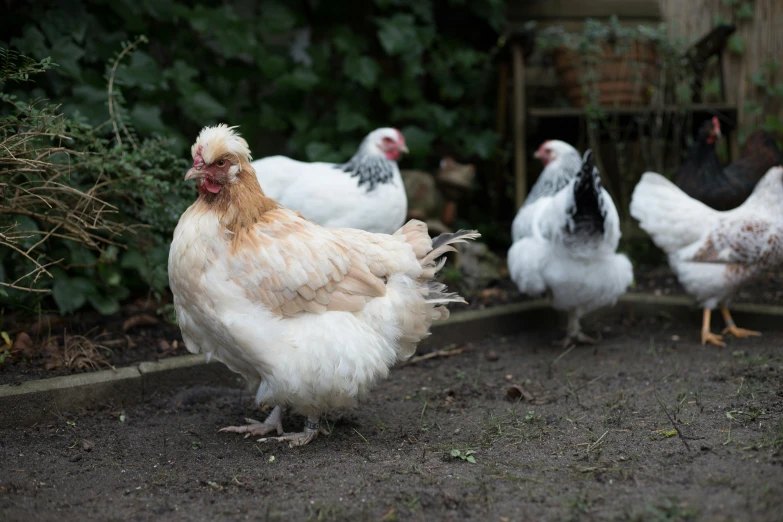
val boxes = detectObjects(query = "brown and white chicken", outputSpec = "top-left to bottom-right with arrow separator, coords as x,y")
168,125 -> 479,446
631,166 -> 783,346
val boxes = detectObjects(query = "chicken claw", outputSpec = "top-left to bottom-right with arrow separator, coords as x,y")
700,309 -> 726,347
701,331 -> 725,347
258,416 -> 328,448
722,325 -> 762,339
720,307 -> 761,339
219,405 -> 283,438
555,331 -> 598,348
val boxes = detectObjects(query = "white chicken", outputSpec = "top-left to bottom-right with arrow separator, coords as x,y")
630,166 -> 783,346
511,140 -> 582,242
249,128 -> 408,234
508,150 -> 633,346
169,124 -> 478,447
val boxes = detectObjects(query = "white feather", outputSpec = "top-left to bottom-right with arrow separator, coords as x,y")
251,129 -> 407,234
508,150 -> 633,333
630,167 -> 783,310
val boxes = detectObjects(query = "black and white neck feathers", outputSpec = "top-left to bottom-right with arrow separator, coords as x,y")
335,138 -> 397,192
526,147 -> 583,206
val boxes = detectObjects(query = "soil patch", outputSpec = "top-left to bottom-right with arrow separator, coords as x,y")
0,299 -> 186,385
1,311 -> 781,521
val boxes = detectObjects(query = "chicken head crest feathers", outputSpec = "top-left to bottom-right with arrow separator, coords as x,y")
169,124 -> 479,447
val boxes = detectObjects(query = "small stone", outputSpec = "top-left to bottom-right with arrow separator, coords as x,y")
69,454 -> 82,463
504,374 -> 513,381
486,350 -> 499,362
82,440 -> 94,452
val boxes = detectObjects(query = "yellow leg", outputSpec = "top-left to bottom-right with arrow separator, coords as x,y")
720,307 -> 762,339
701,309 -> 726,347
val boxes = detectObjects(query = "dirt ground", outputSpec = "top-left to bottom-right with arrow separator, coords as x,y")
1,310 -> 782,522
2,264 -> 780,385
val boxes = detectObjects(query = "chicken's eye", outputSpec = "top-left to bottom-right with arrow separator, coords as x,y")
382,137 -> 394,143
216,159 -> 226,167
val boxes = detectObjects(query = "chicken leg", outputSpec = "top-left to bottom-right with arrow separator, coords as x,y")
555,311 -> 598,347
219,405 -> 284,438
721,307 -> 761,339
701,309 -> 725,347
258,415 -> 330,448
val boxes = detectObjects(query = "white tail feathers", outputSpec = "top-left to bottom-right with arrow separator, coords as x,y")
630,172 -> 718,254
395,220 -> 480,313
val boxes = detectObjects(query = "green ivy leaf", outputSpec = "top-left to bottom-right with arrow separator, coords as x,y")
131,104 -> 166,134
400,125 -> 435,157
343,56 -> 381,88
258,3 -> 298,33
462,130 -> 499,159
377,14 -> 421,56
333,28 -> 367,55
305,142 -> 340,162
10,27 -> 48,59
735,2 -> 754,20
336,106 -> 370,132
48,37 -> 85,81
87,293 -> 120,315
52,276 -> 97,315
183,91 -> 226,121
278,68 -> 320,91
727,35 -> 745,55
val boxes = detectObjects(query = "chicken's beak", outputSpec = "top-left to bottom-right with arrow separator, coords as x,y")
533,150 -> 542,159
184,167 -> 203,181
398,143 -> 409,154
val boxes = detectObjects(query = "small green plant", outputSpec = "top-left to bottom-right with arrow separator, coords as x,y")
449,449 -> 477,463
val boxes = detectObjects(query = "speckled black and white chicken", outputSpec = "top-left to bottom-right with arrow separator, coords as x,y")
508,150 -> 633,346
631,166 -> 783,346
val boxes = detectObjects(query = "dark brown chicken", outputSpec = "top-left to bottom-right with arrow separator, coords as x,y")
674,117 -> 783,211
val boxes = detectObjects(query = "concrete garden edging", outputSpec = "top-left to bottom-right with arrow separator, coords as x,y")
1,295 -> 780,429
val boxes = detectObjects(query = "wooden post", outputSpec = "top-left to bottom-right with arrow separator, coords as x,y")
493,63 -> 510,214
512,42 -> 527,210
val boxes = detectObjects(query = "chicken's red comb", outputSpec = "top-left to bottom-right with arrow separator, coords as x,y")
394,128 -> 406,146
712,116 -> 721,134
193,144 -> 205,169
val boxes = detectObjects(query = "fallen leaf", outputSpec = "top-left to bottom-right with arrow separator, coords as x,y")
11,332 -> 36,358
507,384 -> 534,402
122,314 -> 159,332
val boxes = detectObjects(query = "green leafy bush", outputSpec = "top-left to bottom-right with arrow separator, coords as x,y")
3,0 -> 505,165
0,47 -> 191,314
1,0 -> 507,315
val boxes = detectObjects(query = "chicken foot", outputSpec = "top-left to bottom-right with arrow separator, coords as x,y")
258,415 -> 330,448
701,309 -> 726,347
720,307 -> 761,339
554,312 -> 598,347
219,405 -> 284,438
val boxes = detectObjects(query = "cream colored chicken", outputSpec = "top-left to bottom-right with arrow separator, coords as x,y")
168,125 -> 478,446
